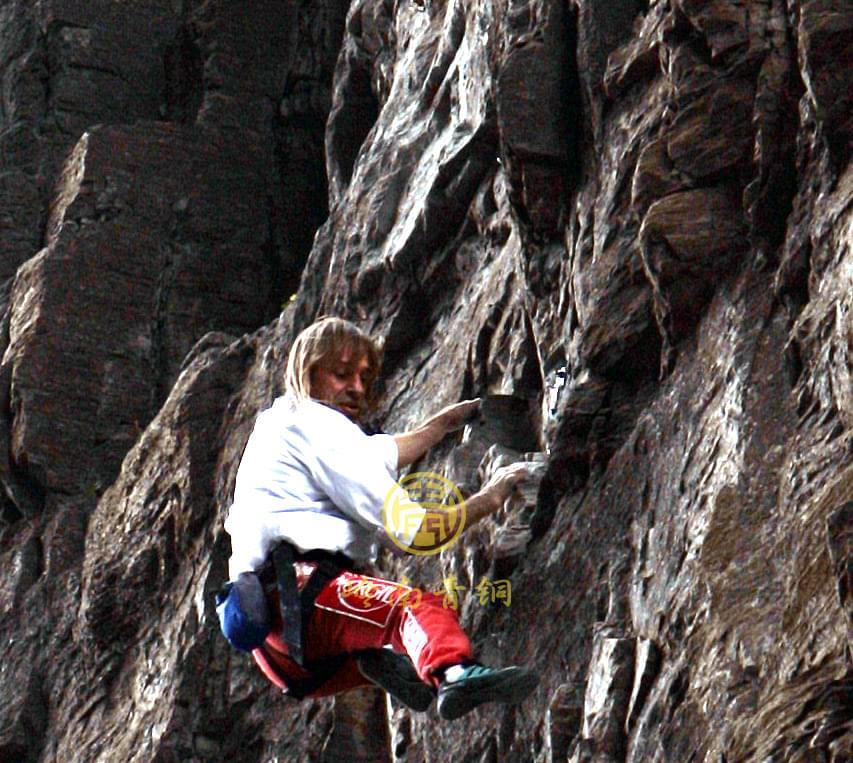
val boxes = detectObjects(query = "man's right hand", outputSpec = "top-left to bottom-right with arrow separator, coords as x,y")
480,463 -> 531,510
416,463 -> 535,540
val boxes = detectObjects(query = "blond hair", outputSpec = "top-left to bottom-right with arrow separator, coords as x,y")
284,317 -> 382,404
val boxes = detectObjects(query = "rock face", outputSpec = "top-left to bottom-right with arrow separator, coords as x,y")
0,0 -> 851,761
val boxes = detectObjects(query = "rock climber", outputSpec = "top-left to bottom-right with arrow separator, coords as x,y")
222,316 -> 539,719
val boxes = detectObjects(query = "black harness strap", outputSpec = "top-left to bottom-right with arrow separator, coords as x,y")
271,542 -> 351,667
267,542 -> 352,698
271,543 -> 304,664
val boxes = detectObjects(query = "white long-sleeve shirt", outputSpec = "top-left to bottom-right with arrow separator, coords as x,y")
224,396 -> 425,579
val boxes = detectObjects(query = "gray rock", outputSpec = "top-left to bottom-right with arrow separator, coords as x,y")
0,0 -> 851,761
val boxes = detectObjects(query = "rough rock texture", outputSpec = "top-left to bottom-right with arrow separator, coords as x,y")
1,0 -> 852,761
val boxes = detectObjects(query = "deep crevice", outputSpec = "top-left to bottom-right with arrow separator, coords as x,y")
274,71 -> 337,281
162,24 -> 204,125
563,2 -> 583,192
325,57 -> 381,195
260,190 -> 289,317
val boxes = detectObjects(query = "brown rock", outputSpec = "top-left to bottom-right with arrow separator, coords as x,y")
496,0 -> 575,237
826,501 -> 852,638
665,78 -> 756,181
581,625 -> 635,759
0,0 -> 180,281
0,0 -> 851,761
631,138 -> 689,217
3,122 -> 282,497
604,4 -> 667,98
544,682 -> 584,762
624,638 -> 661,732
798,0 -> 853,162
674,0 -> 750,60
640,187 -> 748,268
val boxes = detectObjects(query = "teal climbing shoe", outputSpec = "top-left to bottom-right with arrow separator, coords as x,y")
436,663 -> 539,721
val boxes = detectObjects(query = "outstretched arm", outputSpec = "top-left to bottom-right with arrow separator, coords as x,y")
393,399 -> 480,468
405,461 -> 531,545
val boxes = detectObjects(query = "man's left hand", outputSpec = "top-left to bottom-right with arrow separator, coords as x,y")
394,399 -> 481,468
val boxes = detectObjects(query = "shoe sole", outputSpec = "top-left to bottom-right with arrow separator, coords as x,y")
356,650 -> 435,712
437,667 -> 539,721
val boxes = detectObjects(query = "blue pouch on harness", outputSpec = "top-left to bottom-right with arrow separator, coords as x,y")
215,571 -> 271,652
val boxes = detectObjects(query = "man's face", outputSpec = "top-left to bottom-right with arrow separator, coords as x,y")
309,347 -> 371,421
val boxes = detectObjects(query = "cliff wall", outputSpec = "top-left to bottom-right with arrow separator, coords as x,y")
0,1 -> 850,761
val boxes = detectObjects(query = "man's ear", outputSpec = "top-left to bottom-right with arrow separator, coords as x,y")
305,365 -> 317,398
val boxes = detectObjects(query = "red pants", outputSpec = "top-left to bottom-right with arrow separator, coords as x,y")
253,569 -> 473,697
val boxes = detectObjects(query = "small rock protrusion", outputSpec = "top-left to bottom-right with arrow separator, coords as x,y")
544,682 -> 584,763
579,624 -> 636,760
625,639 -> 661,733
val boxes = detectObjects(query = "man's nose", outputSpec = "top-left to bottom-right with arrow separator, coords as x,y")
347,374 -> 365,395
